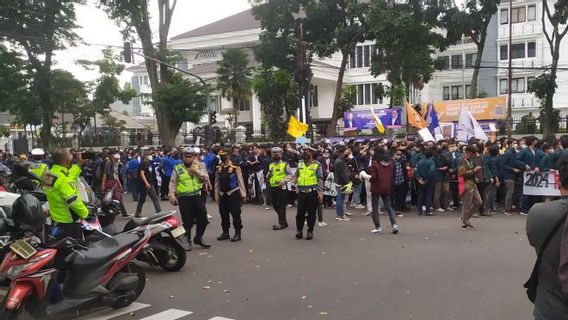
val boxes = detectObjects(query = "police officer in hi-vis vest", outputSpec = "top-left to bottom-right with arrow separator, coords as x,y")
168,147 -> 211,249
214,147 -> 246,242
268,147 -> 292,230
293,146 -> 323,240
29,148 -> 48,181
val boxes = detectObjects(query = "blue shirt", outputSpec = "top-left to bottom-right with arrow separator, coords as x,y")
162,156 -> 182,177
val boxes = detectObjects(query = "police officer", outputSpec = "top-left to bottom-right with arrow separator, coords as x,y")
168,147 -> 211,249
215,147 -> 246,242
268,147 -> 292,230
43,148 -> 89,240
29,148 -> 48,180
294,146 -> 323,240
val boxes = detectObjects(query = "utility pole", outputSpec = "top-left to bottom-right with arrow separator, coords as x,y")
295,20 -> 311,138
507,0 -> 513,138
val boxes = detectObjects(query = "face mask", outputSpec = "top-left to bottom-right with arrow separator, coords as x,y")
547,149 -> 555,154
520,144 -> 527,149
348,154 -> 354,160
146,155 -> 152,161
512,144 -> 518,149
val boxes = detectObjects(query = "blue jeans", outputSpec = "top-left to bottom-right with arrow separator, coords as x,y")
351,183 -> 363,205
336,188 -> 346,218
417,182 -> 434,215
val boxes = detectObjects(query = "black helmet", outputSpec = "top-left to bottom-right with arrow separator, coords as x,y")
12,161 -> 31,176
12,194 -> 44,232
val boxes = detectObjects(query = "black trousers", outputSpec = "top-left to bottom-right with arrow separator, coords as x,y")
477,181 -> 489,214
219,192 -> 243,232
161,175 -> 170,199
450,181 -> 460,207
393,183 -> 408,211
271,187 -> 288,226
178,195 -> 209,242
297,191 -> 317,233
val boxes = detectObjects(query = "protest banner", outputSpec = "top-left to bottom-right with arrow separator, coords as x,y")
423,97 -> 507,122
523,170 -> 561,197
343,108 -> 402,131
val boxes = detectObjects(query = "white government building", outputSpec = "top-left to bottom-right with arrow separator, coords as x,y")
127,0 -> 568,139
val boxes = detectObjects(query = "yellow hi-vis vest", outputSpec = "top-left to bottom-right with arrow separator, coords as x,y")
297,160 -> 318,187
174,163 -> 202,196
269,162 -> 287,188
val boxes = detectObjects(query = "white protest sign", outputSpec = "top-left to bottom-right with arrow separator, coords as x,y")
523,170 -> 561,196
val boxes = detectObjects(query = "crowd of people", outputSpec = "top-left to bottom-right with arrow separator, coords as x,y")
0,134 -> 565,243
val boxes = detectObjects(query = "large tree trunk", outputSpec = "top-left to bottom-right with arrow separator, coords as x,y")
470,34 -> 486,99
232,99 -> 239,129
327,49 -> 349,137
543,54 -> 559,140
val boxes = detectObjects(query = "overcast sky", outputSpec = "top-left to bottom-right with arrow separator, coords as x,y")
54,0 -> 252,84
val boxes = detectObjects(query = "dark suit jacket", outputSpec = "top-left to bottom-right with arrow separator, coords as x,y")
527,198 -> 568,320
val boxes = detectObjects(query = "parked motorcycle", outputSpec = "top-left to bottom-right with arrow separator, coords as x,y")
0,194 -> 151,319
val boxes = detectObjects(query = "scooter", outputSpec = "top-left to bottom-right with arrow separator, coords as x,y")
76,179 -> 190,272
0,229 -> 150,319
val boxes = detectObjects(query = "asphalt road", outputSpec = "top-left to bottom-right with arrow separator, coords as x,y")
77,196 -> 534,320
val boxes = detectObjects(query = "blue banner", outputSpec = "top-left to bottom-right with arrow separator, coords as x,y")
344,108 -> 402,131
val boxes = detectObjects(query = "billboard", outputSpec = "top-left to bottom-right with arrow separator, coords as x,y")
343,108 -> 402,131
423,97 -> 507,122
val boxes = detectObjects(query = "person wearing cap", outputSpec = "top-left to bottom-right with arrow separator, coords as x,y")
293,146 -> 323,240
268,147 -> 293,230
169,147 -> 211,248
29,148 -> 47,181
215,147 -> 246,242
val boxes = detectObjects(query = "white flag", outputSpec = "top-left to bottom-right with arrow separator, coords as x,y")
456,109 -> 488,142
418,128 -> 436,142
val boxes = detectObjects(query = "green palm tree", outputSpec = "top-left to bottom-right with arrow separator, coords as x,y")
216,48 -> 253,129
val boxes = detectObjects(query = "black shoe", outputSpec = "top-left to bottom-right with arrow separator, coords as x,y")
306,232 -> 313,240
295,231 -> 303,239
230,234 -> 241,242
217,232 -> 230,241
193,239 -> 211,249
273,224 -> 286,230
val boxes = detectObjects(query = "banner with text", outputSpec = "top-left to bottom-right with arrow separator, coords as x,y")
523,170 -> 561,197
344,108 -> 402,131
423,97 -> 507,122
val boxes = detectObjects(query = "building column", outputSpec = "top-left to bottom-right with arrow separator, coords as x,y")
252,95 -> 262,136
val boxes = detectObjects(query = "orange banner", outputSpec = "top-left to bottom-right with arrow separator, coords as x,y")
423,97 -> 507,122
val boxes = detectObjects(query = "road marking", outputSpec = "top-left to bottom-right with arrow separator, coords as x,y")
80,302 -> 150,320
209,317 -> 235,320
139,309 -> 193,320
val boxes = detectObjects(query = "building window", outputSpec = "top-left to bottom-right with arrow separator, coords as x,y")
354,83 -> 381,105
465,85 -> 473,99
236,98 -> 251,111
527,5 -> 536,21
511,43 -> 525,59
527,42 -> 536,58
308,86 -> 318,107
511,7 -> 526,23
443,86 -> 450,101
451,86 -> 463,100
372,83 -> 384,104
441,56 -> 450,70
465,53 -> 477,68
500,45 -> 508,60
527,76 -> 536,90
451,55 -> 463,69
349,45 -> 374,69
500,78 -> 526,94
501,9 -> 508,25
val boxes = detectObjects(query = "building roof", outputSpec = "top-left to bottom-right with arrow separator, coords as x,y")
171,9 -> 259,40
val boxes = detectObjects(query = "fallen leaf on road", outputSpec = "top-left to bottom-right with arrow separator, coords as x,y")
170,295 -> 174,298
308,305 -> 313,309
199,252 -> 208,256
321,251 -> 326,254
218,281 -> 223,284
302,296 -> 308,300
424,237 -> 429,240
207,280 -> 213,284
223,289 -> 230,293
255,266 -> 261,269
249,258 -> 255,261
249,249 -> 255,253
130,312 -> 136,316
202,286 -> 210,289
320,312 -> 328,315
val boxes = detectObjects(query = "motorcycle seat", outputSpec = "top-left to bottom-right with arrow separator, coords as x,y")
126,212 -> 173,229
68,232 -> 141,267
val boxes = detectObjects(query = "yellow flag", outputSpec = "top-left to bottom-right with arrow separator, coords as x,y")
287,115 -> 309,138
370,107 -> 385,134
406,102 -> 427,129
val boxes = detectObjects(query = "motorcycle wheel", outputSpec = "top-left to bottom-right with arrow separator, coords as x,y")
111,263 -> 146,309
156,237 -> 186,272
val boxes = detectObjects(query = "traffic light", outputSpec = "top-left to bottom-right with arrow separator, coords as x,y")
123,41 -> 132,63
210,111 -> 217,125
